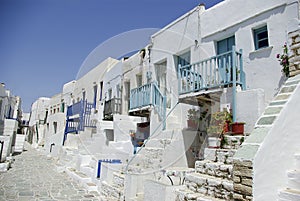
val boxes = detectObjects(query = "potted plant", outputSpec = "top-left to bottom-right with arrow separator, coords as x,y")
223,111 -> 232,133
231,122 -> 245,134
187,108 -> 199,129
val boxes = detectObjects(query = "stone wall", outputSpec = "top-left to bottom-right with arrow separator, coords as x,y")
289,28 -> 300,77
233,159 -> 253,201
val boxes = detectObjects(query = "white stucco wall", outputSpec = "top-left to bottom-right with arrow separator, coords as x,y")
29,97 -> 50,126
72,57 -> 118,106
103,61 -> 122,106
200,0 -> 299,104
253,83 -> 300,200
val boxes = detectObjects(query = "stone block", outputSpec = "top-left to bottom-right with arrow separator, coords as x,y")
204,148 -> 217,162
234,184 -> 252,196
222,181 -> 234,191
233,193 -> 245,201
207,178 -> 221,187
233,175 -> 241,183
233,159 -> 253,168
197,187 -> 207,195
241,178 -> 253,187
233,166 -> 252,178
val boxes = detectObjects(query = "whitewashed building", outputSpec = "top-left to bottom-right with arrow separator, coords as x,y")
0,83 -> 22,162
28,0 -> 300,200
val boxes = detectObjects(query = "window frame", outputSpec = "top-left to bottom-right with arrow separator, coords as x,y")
253,25 -> 269,50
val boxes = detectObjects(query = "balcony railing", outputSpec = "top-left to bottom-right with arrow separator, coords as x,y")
63,100 -> 96,145
130,82 -> 166,129
178,46 -> 245,95
103,98 -> 122,120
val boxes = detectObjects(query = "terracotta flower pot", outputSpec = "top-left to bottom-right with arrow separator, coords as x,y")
187,120 -> 198,129
231,122 -> 245,134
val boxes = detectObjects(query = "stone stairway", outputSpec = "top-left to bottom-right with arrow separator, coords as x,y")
55,146 -> 100,192
175,132 -> 246,201
100,172 -> 125,201
13,134 -> 26,153
278,153 -> 300,201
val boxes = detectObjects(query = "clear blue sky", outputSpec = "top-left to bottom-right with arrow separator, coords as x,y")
0,0 -> 223,113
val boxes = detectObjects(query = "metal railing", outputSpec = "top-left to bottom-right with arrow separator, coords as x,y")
63,100 -> 96,145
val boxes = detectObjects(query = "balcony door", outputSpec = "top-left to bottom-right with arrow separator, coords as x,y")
155,61 -> 167,95
217,36 -> 235,82
217,36 -> 235,55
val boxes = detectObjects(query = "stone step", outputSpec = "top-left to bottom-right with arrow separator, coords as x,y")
184,172 -> 233,200
287,170 -> 300,190
195,160 -> 233,180
279,188 -> 300,201
176,187 -> 226,201
113,172 -> 125,188
100,181 -> 124,200
204,148 -> 236,164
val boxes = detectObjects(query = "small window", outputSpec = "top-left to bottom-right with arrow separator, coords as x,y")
136,74 -> 143,87
254,26 -> 269,50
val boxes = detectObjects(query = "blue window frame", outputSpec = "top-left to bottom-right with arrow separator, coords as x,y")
217,36 -> 235,55
254,26 -> 269,50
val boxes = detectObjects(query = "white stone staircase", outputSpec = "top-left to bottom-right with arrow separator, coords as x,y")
13,134 -> 25,153
174,130 -> 247,201
278,153 -> 300,201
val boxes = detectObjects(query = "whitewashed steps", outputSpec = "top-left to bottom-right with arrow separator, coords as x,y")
278,153 -> 300,201
279,189 -> 300,201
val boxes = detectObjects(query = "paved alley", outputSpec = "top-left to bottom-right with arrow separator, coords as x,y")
0,143 -> 100,201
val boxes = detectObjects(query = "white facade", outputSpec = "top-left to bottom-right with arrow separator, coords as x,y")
27,0 -> 300,200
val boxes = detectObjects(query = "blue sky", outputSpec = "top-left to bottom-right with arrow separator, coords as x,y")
0,0 -> 223,112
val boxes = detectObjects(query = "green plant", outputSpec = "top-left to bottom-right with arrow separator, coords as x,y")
187,108 -> 198,121
277,43 -> 290,77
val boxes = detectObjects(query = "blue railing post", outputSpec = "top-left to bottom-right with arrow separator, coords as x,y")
232,46 -> 237,123
239,49 -> 246,90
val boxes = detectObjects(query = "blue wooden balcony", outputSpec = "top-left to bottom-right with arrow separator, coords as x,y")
178,46 -> 245,95
63,100 -> 96,145
130,82 -> 166,129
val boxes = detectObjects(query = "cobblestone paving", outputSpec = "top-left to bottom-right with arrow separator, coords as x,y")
0,143 -> 100,201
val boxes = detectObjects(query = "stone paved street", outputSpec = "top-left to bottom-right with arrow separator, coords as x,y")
0,143 -> 100,201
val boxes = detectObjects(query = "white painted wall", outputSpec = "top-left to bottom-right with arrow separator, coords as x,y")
236,89 -> 265,133
200,0 -> 299,104
72,57 -> 118,106
29,97 -> 50,126
253,83 -> 300,200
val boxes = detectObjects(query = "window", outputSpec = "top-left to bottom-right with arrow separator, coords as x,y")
254,26 -> 269,50
108,88 -> 112,100
136,74 -> 143,87
99,82 -> 103,101
217,36 -> 235,55
155,61 -> 167,95
176,51 -> 190,67
116,84 -> 120,99
93,85 -> 98,108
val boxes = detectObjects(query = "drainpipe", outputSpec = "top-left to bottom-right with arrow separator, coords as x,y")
0,141 -> 4,162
